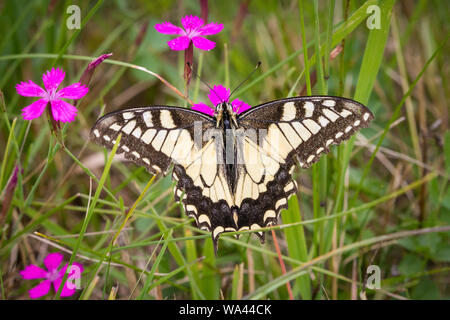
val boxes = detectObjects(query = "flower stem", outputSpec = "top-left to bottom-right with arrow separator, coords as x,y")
193,51 -> 204,104
184,42 -> 194,87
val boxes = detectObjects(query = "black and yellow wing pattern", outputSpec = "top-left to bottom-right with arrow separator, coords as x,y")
232,96 -> 373,242
91,96 -> 373,252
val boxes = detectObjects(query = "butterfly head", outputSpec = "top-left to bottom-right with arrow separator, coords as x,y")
215,102 -> 238,128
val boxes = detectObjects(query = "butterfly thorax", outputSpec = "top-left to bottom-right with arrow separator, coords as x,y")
215,102 -> 238,129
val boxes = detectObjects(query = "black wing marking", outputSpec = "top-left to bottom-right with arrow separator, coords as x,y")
233,96 -> 373,232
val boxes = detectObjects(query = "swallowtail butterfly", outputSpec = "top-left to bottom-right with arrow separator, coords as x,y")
91,95 -> 373,253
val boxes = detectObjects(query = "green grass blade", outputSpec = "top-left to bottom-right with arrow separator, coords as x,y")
282,196 -> 311,299
54,134 -> 122,299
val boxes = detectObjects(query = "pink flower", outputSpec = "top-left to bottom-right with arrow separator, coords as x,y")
192,84 -> 251,116
155,15 -> 223,51
16,67 -> 89,122
20,252 -> 84,299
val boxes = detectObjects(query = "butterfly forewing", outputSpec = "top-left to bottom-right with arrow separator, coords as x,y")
91,106 -> 214,174
238,96 -> 374,167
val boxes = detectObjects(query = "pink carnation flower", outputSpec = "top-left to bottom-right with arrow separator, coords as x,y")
192,84 -> 251,116
155,15 -> 223,51
16,67 -> 89,122
20,252 -> 84,299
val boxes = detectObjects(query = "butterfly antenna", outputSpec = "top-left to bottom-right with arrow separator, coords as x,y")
229,61 -> 261,100
186,62 -> 223,104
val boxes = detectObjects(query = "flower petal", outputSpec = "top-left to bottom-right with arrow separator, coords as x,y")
28,280 -> 51,299
154,22 -> 184,35
20,265 -> 48,279
198,22 -> 223,35
50,100 -> 78,123
21,99 -> 48,120
57,83 -> 89,100
181,15 -> 204,32
42,67 -> 65,92
44,252 -> 63,272
192,102 -> 214,116
208,84 -> 230,106
15,80 -> 46,97
231,98 -> 252,114
191,36 -> 216,51
167,36 -> 191,51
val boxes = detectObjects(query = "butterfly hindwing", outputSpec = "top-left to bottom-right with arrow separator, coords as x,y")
171,129 -> 237,250
228,129 -> 297,240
